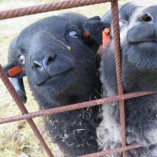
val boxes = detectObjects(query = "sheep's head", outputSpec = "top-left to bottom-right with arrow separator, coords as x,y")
84,2 -> 157,92
120,4 -> 157,71
4,13 -> 99,103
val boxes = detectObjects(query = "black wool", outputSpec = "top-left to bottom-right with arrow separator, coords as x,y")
4,12 -> 102,156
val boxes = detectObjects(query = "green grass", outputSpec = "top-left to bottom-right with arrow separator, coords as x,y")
0,0 -> 127,156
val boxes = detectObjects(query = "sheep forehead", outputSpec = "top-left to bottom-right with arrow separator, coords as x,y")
22,16 -> 72,36
17,17 -> 79,51
29,31 -> 70,54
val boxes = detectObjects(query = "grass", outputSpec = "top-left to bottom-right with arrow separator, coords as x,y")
0,0 -> 127,156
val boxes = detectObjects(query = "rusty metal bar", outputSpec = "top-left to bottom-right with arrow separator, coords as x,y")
0,91 -> 154,124
111,0 -> 126,157
78,145 -> 142,157
0,0 -> 111,20
0,65 -> 54,157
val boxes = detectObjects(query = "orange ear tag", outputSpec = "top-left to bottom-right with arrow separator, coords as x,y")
8,66 -> 24,77
83,32 -> 90,38
102,28 -> 110,49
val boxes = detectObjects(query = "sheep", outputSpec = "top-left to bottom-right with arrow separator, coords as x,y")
3,12 -> 102,157
83,1 -> 138,46
83,2 -> 138,61
84,2 -> 157,157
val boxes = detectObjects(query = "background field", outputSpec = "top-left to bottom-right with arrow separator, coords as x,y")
0,0 -> 126,157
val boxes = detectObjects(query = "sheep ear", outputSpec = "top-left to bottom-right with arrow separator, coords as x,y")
3,37 -> 27,103
4,37 -> 26,78
83,16 -> 110,45
3,63 -> 27,103
3,62 -> 25,78
11,78 -> 27,103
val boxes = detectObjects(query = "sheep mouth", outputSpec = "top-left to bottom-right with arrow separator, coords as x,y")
130,39 -> 157,44
37,67 -> 74,86
50,67 -> 74,79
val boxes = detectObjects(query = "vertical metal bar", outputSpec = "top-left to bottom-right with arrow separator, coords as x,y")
0,65 -> 54,157
111,0 -> 126,157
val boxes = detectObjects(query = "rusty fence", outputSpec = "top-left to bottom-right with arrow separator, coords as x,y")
0,0 -> 154,157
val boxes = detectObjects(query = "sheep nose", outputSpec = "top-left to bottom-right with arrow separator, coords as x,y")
32,54 -> 56,70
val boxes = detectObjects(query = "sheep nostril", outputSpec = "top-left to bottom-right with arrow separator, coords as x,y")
45,54 -> 56,66
47,56 -> 55,65
32,60 -> 42,68
140,13 -> 152,22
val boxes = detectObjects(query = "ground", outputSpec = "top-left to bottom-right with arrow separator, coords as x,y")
0,0 -> 126,157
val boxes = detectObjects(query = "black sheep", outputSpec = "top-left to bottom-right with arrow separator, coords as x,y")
84,2 -> 157,157
83,1 -> 139,46
4,12 -> 101,156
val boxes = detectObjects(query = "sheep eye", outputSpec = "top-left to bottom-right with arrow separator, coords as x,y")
139,13 -> 152,22
19,55 -> 25,64
69,31 -> 79,38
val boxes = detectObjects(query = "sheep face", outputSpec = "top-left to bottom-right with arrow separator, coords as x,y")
5,14 -> 98,103
121,5 -> 157,71
25,29 -> 96,99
